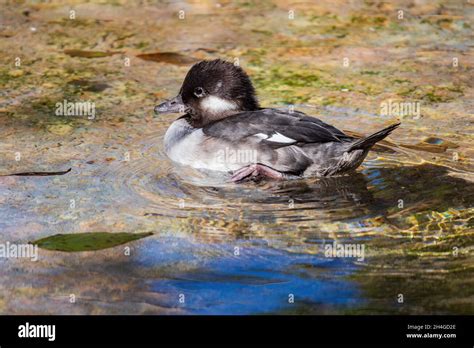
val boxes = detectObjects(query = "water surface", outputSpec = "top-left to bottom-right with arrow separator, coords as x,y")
0,0 -> 473,314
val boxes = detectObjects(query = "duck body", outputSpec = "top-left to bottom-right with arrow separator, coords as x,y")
163,107 -> 399,180
156,59 -> 399,182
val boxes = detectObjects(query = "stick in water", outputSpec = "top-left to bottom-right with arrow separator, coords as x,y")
0,168 -> 72,176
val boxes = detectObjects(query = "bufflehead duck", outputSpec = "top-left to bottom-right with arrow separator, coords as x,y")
155,59 -> 400,182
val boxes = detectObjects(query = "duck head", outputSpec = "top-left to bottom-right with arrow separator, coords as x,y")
154,59 -> 259,127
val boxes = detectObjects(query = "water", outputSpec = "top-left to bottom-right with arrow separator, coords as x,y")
0,0 -> 473,314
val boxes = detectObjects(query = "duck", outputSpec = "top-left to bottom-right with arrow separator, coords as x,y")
154,59 -> 400,182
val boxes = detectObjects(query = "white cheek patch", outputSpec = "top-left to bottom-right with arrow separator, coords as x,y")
201,96 -> 237,114
255,132 -> 297,144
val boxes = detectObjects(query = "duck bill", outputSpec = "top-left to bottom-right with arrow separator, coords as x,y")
154,94 -> 185,115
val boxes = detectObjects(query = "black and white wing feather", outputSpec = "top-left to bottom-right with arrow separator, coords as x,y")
203,108 -> 352,147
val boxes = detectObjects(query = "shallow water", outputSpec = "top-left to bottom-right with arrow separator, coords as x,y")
0,0 -> 473,314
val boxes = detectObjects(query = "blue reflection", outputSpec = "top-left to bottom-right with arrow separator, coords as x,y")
137,237 -> 363,314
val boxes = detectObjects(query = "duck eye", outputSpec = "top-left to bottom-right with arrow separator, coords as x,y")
194,87 -> 205,98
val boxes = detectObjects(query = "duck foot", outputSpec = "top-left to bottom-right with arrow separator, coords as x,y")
231,164 -> 284,183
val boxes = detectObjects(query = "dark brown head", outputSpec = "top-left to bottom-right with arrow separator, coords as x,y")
154,59 -> 259,127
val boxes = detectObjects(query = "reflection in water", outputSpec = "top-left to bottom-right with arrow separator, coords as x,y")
1,102 -> 473,314
2,157 -> 471,314
142,238 -> 362,315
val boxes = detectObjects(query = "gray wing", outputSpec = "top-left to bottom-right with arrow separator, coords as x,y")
203,108 -> 352,147
202,108 -> 352,175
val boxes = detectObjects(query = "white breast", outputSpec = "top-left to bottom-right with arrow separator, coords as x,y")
164,120 -> 246,172
164,118 -> 194,154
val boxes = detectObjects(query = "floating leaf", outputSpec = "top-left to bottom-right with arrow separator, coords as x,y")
64,50 -> 122,58
423,137 -> 458,148
402,136 -> 458,153
32,232 -> 153,252
400,142 -> 448,153
136,52 -> 198,65
0,31 -> 15,38
68,79 -> 111,92
195,47 -> 218,53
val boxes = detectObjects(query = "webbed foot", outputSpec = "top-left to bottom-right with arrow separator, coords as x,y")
231,164 -> 284,183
